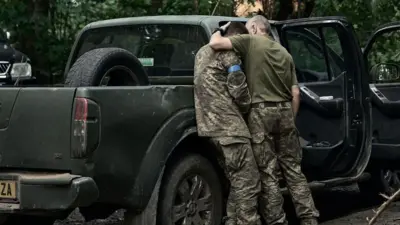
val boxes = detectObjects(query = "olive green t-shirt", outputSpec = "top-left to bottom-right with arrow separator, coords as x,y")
228,34 -> 298,103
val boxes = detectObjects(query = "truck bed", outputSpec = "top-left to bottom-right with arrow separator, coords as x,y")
0,85 -> 195,206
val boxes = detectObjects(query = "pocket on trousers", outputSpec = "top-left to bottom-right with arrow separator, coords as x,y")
250,133 -> 266,167
220,142 -> 248,173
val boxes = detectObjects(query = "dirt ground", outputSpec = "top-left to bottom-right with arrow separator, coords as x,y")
55,186 -> 400,225
321,203 -> 400,225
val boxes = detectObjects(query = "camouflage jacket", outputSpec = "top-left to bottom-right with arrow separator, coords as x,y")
194,45 -> 251,138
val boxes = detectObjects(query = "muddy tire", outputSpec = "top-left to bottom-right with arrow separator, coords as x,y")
157,154 -> 223,225
359,168 -> 400,199
64,48 -> 148,87
380,169 -> 400,196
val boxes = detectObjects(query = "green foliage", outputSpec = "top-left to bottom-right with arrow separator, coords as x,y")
0,0 -> 236,83
313,0 -> 400,43
0,0 -> 398,84
312,0 -> 400,78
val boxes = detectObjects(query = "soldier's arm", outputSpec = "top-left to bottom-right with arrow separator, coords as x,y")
210,33 -> 251,57
221,52 -> 251,114
289,57 -> 300,117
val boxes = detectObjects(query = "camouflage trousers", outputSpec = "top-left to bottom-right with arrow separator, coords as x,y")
211,137 -> 262,225
247,102 -> 319,225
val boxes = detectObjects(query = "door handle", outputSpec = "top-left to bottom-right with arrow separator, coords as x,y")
299,85 -> 343,117
370,84 -> 400,118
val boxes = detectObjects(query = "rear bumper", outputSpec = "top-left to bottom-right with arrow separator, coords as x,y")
0,172 -> 98,213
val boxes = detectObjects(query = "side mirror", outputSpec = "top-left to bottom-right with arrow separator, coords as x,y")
370,63 -> 400,83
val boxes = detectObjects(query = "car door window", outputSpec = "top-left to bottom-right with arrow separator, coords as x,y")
286,29 -> 344,83
367,29 -> 400,83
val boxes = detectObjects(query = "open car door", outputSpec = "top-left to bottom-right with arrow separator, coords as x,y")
363,22 -> 400,165
275,17 -> 372,184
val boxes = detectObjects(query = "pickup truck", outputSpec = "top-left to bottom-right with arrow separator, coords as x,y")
0,15 -> 375,225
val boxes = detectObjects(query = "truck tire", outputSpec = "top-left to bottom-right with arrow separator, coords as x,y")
380,169 -> 400,196
64,48 -> 148,87
359,168 -> 400,202
157,154 -> 223,225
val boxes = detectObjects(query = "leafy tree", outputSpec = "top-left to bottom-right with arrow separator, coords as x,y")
0,0 -> 399,84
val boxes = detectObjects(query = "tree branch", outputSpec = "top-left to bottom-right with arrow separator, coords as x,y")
366,188 -> 400,225
211,0 -> 221,15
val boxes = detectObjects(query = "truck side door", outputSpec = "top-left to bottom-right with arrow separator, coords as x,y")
363,22 -> 400,163
276,17 -> 372,181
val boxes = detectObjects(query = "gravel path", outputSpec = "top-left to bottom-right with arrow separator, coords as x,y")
55,186 -> 400,225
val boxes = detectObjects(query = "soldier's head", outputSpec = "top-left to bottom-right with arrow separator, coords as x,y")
224,22 -> 249,37
246,15 -> 270,35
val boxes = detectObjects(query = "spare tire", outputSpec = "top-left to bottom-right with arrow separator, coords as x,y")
64,48 -> 148,87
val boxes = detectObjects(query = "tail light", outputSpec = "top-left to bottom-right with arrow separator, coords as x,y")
71,97 -> 100,158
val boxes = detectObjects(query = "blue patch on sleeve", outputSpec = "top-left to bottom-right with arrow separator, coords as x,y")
228,65 -> 241,73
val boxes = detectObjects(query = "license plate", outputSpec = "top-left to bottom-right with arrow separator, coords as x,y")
0,181 -> 17,199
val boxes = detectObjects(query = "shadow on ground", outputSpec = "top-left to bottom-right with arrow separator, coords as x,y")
285,185 -> 398,225
56,185 -> 399,225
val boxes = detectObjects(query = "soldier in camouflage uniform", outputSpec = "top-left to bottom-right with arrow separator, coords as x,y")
194,22 -> 261,225
209,16 -> 320,225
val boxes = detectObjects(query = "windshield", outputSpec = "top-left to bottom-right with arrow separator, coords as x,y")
72,24 -> 208,76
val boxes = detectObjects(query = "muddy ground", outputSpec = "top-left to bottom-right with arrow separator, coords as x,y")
55,185 -> 400,225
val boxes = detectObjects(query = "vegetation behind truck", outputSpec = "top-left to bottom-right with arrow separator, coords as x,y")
0,15 -> 382,225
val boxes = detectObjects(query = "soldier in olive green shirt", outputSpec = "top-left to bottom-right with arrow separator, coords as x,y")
209,16 -> 319,225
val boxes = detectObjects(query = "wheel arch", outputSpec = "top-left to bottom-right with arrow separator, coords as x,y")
123,127 -> 229,225
163,128 -> 229,194
129,109 -> 228,209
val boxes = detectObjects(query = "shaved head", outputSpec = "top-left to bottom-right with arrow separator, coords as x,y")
246,15 -> 270,35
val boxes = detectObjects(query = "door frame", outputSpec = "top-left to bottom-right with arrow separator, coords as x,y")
362,22 -> 400,166
275,17 -> 372,183
363,22 -> 400,122
363,22 -> 400,60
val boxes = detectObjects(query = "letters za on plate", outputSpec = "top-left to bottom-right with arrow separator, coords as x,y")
0,181 -> 16,199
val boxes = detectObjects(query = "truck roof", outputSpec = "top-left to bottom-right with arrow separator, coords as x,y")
83,15 -> 278,30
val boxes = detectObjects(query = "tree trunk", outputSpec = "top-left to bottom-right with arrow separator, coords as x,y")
303,0 -> 315,18
275,0 -> 293,20
193,0 -> 198,14
150,0 -> 163,14
261,0 -> 275,19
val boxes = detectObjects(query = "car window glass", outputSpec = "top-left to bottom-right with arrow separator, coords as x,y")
74,24 -> 208,76
367,30 -> 400,83
323,28 -> 344,77
286,28 -> 344,83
